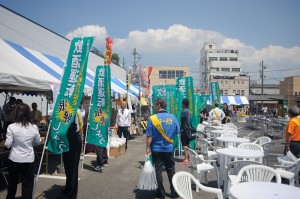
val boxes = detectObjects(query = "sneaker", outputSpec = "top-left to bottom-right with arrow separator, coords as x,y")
94,166 -> 102,171
103,163 -> 108,167
188,159 -> 192,163
179,160 -> 189,165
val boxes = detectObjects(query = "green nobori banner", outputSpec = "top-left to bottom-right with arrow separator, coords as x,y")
194,94 -> 210,124
176,76 -> 196,128
47,37 -> 94,154
152,84 -> 177,115
86,66 -> 111,147
210,82 -> 221,105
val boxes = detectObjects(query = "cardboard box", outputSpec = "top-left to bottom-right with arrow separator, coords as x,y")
119,144 -> 126,155
109,147 -> 119,158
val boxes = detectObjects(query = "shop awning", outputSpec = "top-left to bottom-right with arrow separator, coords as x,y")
208,96 -> 249,105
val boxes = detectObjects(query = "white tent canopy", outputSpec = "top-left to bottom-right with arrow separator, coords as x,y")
0,38 -> 139,98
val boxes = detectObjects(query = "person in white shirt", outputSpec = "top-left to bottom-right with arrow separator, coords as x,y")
209,102 -> 225,126
5,103 -> 42,199
115,101 -> 131,150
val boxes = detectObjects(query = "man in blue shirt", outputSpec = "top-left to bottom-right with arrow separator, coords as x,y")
146,98 -> 180,198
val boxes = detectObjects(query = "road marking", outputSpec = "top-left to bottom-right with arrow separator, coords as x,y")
38,175 -> 80,180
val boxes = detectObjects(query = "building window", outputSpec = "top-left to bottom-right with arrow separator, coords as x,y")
176,70 -> 184,78
233,90 -> 236,95
237,90 -> 240,95
241,90 -> 244,95
159,70 -> 184,79
220,57 -> 228,61
234,81 -> 235,84
229,57 -> 238,61
159,70 -> 167,79
238,81 -> 240,84
209,57 -> 218,61
242,81 -> 244,84
224,90 -> 228,95
232,68 -> 240,72
221,68 -> 230,72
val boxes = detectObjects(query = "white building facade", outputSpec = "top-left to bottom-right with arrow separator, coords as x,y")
200,42 -> 249,96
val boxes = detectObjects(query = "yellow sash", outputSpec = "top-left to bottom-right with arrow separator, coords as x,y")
150,114 -> 173,144
213,109 -> 220,120
291,118 -> 300,128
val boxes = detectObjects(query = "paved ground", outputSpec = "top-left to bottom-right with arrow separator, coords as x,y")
0,120 -> 287,199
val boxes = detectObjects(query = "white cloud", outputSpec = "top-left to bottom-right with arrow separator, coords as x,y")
66,24 -> 300,85
66,25 -> 108,51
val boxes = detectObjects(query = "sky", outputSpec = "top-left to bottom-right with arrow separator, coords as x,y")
0,0 -> 300,86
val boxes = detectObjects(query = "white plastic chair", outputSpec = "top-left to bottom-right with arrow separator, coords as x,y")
186,147 -> 220,192
231,164 -> 282,185
224,160 -> 262,198
253,136 -> 272,145
245,132 -> 258,142
237,143 -> 263,152
172,171 -> 223,199
236,143 -> 263,162
195,138 -> 219,160
253,137 -> 273,165
274,157 -> 300,186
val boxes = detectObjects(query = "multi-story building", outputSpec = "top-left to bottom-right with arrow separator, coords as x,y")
200,42 -> 249,95
280,76 -> 300,107
144,66 -> 189,85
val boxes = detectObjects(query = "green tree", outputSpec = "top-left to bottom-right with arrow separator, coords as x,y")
112,53 -> 120,65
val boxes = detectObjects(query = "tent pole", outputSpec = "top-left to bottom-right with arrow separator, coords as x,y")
81,96 -> 93,170
33,121 -> 52,198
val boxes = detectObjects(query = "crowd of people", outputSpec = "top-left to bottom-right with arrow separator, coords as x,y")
1,95 -> 300,199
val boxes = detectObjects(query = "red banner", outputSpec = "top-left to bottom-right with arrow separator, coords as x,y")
104,37 -> 113,66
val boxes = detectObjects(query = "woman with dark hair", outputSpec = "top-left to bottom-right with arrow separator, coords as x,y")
5,103 -> 42,199
222,103 -> 232,124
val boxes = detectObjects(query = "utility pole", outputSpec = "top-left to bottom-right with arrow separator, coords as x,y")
132,48 -> 142,135
260,60 -> 266,110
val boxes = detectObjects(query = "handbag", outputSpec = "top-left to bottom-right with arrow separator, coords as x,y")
185,126 -> 197,140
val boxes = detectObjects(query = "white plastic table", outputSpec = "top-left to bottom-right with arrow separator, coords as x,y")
216,148 -> 264,186
230,182 -> 300,199
211,129 -> 238,146
216,137 -> 250,148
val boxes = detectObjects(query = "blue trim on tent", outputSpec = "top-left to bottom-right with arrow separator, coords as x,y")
111,77 -> 138,97
42,53 -> 94,87
5,39 -> 61,80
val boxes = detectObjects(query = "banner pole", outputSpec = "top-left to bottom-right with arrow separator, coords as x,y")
33,121 -> 52,198
81,96 -> 93,170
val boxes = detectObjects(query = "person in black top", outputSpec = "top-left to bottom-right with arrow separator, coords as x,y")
199,107 -> 209,123
222,103 -> 232,124
179,99 -> 191,165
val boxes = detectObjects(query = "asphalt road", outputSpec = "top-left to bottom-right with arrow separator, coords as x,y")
0,120 -> 287,199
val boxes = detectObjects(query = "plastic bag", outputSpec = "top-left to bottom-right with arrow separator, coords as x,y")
137,155 -> 157,190
277,151 -> 297,168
